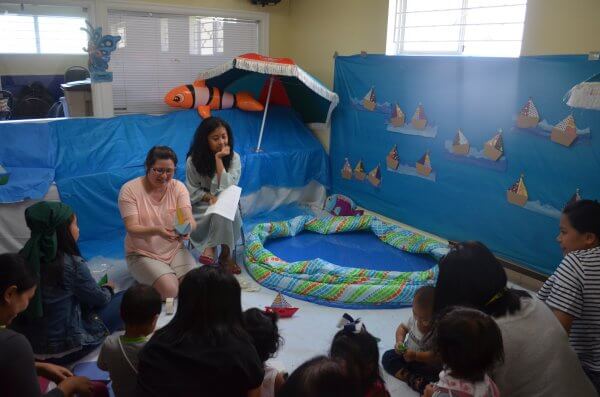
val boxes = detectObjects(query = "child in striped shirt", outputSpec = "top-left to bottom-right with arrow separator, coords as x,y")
538,199 -> 600,394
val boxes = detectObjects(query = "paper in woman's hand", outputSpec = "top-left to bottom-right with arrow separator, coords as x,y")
204,185 -> 242,221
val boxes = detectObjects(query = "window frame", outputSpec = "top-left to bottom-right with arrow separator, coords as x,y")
0,0 -> 95,55
386,0 -> 527,57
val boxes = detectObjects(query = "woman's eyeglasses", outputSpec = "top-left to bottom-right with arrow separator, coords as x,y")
151,167 -> 176,175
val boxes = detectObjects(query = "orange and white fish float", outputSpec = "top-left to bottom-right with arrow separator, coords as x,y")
164,79 -> 264,118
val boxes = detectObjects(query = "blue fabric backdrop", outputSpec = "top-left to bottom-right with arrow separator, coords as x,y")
0,121 -> 55,202
331,54 -> 600,275
0,106 -> 329,258
55,106 -> 329,254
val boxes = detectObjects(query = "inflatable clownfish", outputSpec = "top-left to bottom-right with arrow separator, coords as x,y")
164,79 -> 264,118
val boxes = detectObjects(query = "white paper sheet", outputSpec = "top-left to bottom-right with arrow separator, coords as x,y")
204,185 -> 242,221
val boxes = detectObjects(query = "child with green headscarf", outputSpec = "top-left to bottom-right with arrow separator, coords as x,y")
11,201 -> 124,365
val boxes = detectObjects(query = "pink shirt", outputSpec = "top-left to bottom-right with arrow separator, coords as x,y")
118,177 -> 191,263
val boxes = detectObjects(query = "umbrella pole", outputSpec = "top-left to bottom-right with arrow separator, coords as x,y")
256,75 -> 274,152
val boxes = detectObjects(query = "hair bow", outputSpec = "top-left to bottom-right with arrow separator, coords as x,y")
337,313 -> 365,334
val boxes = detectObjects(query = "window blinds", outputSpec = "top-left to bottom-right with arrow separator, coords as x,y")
108,9 -> 259,114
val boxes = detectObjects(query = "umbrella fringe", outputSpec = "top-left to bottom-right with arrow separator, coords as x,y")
197,60 -> 235,81
565,82 -> 600,110
236,57 -> 297,76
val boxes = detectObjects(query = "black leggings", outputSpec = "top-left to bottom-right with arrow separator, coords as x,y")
381,349 -> 440,394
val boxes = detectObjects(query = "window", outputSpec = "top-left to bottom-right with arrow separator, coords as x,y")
386,0 -> 528,57
0,3 -> 88,54
108,10 -> 259,114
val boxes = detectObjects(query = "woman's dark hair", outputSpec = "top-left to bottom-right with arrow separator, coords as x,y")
187,117 -> 234,178
121,284 -> 162,326
434,307 -> 504,382
41,214 -> 81,287
330,325 -> 383,396
145,145 -> 178,172
243,308 -> 283,362
434,241 -> 530,318
155,265 -> 248,344
563,199 -> 600,239
0,253 -> 37,300
276,356 -> 360,397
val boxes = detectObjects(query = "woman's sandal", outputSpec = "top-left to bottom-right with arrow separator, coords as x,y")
219,257 -> 242,274
199,255 -> 219,266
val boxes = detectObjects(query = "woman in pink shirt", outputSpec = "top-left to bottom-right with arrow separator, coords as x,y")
118,146 -> 196,299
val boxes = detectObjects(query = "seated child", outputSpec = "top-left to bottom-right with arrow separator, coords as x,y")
97,284 -> 161,397
243,308 -> 286,397
382,286 -> 440,394
276,356 -> 360,397
538,199 -> 600,394
424,307 -> 503,397
331,313 -> 390,397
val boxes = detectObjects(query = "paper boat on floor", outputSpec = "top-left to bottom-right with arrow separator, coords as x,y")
265,292 -> 299,318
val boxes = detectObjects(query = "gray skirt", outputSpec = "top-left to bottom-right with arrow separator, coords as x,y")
190,202 -> 242,251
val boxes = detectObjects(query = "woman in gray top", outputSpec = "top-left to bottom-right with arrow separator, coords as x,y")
186,117 -> 242,274
433,241 -> 596,397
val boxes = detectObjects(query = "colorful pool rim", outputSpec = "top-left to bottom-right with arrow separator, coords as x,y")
243,215 -> 449,309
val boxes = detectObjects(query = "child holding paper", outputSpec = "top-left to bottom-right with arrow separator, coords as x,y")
186,117 -> 242,274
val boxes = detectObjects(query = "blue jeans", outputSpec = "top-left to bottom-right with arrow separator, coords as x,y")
45,291 -> 124,366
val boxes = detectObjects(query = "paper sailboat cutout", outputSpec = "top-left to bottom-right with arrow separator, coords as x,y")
416,150 -> 432,176
389,103 -> 405,127
484,130 -> 504,161
551,115 -> 578,147
362,87 -> 376,111
265,292 -> 298,318
354,159 -> 366,181
174,208 -> 191,235
386,145 -> 399,170
516,98 -> 540,129
367,164 -> 382,187
565,188 -> 581,208
452,129 -> 470,155
507,174 -> 528,207
341,158 -> 353,179
411,103 -> 427,130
